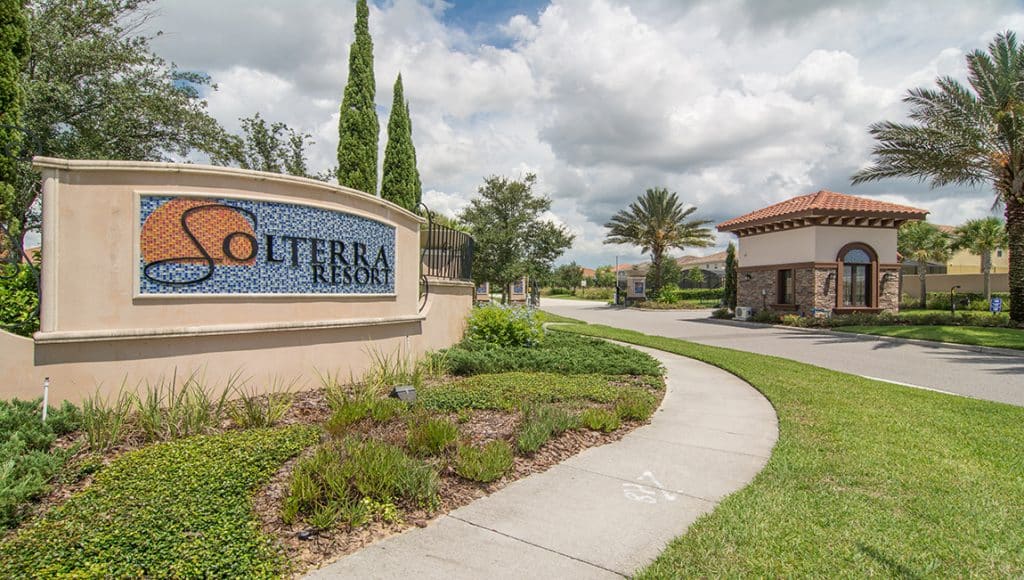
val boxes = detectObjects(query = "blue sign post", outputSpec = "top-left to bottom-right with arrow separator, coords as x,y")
990,297 -> 1003,313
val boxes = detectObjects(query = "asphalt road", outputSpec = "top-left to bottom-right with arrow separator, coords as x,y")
542,298 -> 1024,407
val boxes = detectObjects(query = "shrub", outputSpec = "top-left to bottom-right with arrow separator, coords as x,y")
444,331 -> 663,376
466,304 -> 543,348
455,440 -> 514,482
615,389 -> 659,421
0,426 -> 318,578
228,378 -> 295,429
751,309 -> 783,324
0,398 -> 80,530
677,287 -> 724,301
0,264 -> 40,337
656,283 -> 681,304
711,307 -> 733,319
406,415 -> 459,457
579,408 -> 621,432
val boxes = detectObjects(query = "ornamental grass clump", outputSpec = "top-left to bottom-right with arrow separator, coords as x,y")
455,440 -> 514,482
132,371 -> 234,443
516,405 -> 578,454
406,415 -> 459,457
466,304 -> 544,348
228,377 -> 296,429
614,389 -> 658,421
80,386 -> 134,451
579,408 -> 621,432
282,438 -> 439,530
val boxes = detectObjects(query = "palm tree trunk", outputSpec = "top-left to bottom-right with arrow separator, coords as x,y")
651,253 -> 663,296
1007,194 -> 1024,323
982,251 -> 992,302
918,269 -> 927,309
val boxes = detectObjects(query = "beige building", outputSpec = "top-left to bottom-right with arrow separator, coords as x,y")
718,190 -> 928,316
935,224 -> 1010,274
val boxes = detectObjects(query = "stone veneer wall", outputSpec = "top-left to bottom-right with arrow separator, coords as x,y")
737,269 -> 776,311
878,267 -> 900,313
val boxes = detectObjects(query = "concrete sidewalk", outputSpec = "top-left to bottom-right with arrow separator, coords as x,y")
307,345 -> 778,579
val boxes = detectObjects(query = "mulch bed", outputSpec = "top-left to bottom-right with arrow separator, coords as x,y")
15,379 -> 664,577
254,398 -> 651,577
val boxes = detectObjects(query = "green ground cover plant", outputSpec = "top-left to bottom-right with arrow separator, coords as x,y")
444,331 -> 663,376
0,265 -> 40,337
553,323 -> 1024,577
0,426 -> 318,578
454,440 -> 514,482
228,379 -> 296,429
418,372 -> 660,413
836,325 -> 1024,350
0,398 -> 79,531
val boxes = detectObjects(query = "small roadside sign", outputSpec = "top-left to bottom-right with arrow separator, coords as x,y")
990,297 -> 1003,313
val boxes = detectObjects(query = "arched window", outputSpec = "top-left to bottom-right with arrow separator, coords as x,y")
838,243 -> 877,308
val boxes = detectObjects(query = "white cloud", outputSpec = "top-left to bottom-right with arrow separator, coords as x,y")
149,0 -> 1023,268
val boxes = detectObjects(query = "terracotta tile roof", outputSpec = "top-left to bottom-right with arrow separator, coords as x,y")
717,190 -> 928,231
676,250 -> 727,266
581,267 -> 596,277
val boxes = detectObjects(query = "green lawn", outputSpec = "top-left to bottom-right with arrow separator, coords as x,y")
837,324 -> 1024,350
543,293 -> 608,302
554,323 -> 1024,577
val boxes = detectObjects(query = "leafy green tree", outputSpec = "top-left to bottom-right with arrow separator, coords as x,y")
646,258 -> 681,292
8,0 -> 229,253
0,0 -> 28,258
381,74 -> 421,211
898,221 -> 952,309
459,174 -> 574,303
852,31 -> 1024,323
686,266 -> 703,288
554,262 -> 584,292
723,242 -> 738,309
336,0 -> 378,195
605,187 -> 713,294
594,265 -> 616,287
953,217 -> 1008,301
212,113 -> 320,178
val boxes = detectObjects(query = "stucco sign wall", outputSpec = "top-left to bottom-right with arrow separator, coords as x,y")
138,195 -> 396,295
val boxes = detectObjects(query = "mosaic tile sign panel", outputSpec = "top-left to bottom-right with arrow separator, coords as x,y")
138,195 -> 396,295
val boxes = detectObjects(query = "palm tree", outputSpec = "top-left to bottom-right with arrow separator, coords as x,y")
852,31 -> 1024,323
953,216 -> 1008,301
604,188 -> 713,293
898,221 -> 952,309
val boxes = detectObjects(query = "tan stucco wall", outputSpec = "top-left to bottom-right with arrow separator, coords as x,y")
0,159 -> 473,404
902,273 -> 1009,298
36,158 -> 422,337
738,226 -> 897,267
813,226 -> 897,263
738,228 -> 816,267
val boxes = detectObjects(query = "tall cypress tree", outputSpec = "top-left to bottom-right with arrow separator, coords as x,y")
724,242 -> 738,309
381,73 -> 422,211
0,0 -> 29,253
337,0 -> 378,195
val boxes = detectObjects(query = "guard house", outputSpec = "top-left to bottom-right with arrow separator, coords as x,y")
717,190 -> 928,316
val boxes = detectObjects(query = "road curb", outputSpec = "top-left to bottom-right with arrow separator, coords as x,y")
703,318 -> 1024,358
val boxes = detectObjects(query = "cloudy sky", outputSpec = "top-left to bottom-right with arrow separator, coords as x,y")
148,0 -> 1023,268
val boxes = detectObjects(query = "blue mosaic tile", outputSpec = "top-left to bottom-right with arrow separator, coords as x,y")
138,195 -> 396,295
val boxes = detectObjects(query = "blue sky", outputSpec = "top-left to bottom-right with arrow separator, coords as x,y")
439,0 -> 549,46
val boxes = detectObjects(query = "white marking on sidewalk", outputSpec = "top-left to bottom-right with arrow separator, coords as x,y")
622,471 -> 677,504
859,375 -> 961,397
